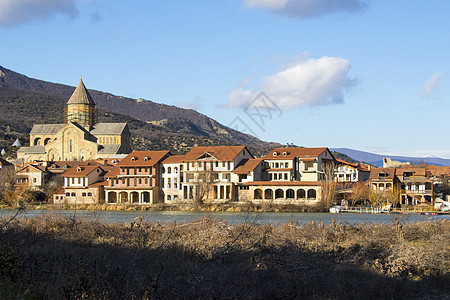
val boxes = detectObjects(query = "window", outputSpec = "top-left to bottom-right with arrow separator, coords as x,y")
66,192 -> 70,196
168,167 -> 171,174
71,192 -> 75,197
82,193 -> 87,197
88,192 -> 92,196
283,152 -> 287,156
273,152 -> 277,156
284,173 -> 288,180
144,157 -> 149,161
131,157 -> 136,161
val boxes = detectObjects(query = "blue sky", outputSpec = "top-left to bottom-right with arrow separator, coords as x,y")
1,0 -> 450,158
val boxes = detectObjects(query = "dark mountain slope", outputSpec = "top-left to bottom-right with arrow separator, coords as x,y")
0,65 -> 277,150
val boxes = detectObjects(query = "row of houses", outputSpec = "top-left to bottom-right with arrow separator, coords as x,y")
6,145 -> 449,207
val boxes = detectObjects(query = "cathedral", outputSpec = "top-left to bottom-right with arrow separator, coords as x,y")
17,79 -> 132,162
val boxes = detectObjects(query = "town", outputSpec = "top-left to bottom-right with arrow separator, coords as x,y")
1,80 -> 449,212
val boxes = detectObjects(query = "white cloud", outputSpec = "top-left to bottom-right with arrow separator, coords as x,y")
419,72 -> 443,99
227,56 -> 357,109
243,0 -> 367,18
0,0 -> 78,27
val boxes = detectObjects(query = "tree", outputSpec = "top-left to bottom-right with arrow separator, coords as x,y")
191,161 -> 218,205
319,161 -> 338,208
0,166 -> 18,205
351,181 -> 370,206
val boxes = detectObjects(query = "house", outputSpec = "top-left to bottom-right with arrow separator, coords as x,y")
15,164 -> 49,191
396,168 -> 433,205
335,159 -> 370,183
104,151 -> 170,204
243,147 -> 336,204
181,146 -> 253,202
54,165 -> 110,204
369,168 -> 399,193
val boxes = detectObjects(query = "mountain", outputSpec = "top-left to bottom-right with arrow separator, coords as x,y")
0,66 -> 280,156
331,148 -> 450,167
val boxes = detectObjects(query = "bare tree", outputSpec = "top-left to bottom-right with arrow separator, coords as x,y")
351,181 -> 370,206
319,161 -> 338,208
0,166 -> 18,205
191,161 -> 218,205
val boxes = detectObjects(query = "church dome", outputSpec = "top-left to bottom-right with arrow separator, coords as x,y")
67,79 -> 95,105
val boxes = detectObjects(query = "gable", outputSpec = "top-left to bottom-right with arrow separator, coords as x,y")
195,152 -> 217,161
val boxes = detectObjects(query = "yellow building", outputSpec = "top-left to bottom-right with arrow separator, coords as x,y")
17,79 -> 131,162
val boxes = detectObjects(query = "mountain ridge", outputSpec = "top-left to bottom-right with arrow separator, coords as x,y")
331,148 -> 450,167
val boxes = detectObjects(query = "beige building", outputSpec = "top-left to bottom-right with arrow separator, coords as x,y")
17,79 -> 131,162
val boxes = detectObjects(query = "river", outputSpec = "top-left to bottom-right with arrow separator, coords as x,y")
0,209 -> 448,226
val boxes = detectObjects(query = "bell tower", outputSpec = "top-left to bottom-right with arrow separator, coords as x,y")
65,79 -> 96,129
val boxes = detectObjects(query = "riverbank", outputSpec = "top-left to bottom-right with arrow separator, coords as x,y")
0,214 -> 448,299
0,202 -> 325,213
2,201 -> 445,215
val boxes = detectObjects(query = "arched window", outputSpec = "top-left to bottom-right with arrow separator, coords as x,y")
168,167 -> 172,174
307,189 -> 316,200
297,189 -> 306,199
275,189 -> 284,199
254,188 -> 263,199
286,189 -> 295,199
264,189 -> 273,199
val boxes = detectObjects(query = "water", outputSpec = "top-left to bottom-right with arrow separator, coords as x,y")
0,209 -> 448,226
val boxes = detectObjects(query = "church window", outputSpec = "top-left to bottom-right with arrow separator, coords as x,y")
70,140 -> 72,153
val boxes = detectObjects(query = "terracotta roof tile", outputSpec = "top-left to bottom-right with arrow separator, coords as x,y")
117,151 -> 170,167
264,147 -> 331,160
62,165 -> 104,177
161,155 -> 185,164
183,146 -> 250,161
369,168 -> 396,180
233,158 -> 263,174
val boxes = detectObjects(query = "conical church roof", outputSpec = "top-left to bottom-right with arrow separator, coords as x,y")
12,138 -> 22,147
67,79 -> 95,105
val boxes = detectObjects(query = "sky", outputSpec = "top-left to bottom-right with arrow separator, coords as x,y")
1,0 -> 450,158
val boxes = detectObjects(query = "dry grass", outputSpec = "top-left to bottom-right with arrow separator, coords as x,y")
0,212 -> 449,299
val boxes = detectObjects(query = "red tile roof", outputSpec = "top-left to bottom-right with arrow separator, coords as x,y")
183,146 -> 249,161
161,155 -> 185,164
336,159 -> 370,172
117,151 -> 170,167
369,168 -> 396,180
234,158 -> 263,174
264,147 -> 331,160
62,165 -> 105,177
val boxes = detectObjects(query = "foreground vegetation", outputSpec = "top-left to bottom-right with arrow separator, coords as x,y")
0,210 -> 449,299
